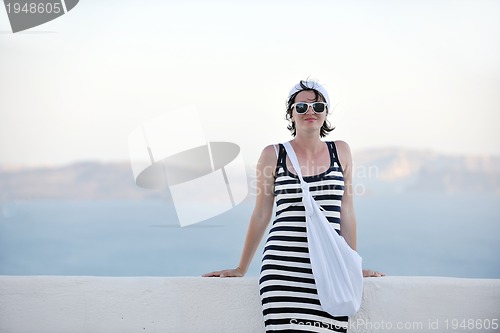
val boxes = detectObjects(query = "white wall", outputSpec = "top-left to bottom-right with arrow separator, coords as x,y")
0,276 -> 499,333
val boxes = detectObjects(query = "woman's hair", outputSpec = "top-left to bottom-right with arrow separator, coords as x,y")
286,80 -> 335,137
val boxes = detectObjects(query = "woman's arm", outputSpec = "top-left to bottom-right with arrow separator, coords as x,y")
202,145 -> 277,277
335,140 -> 357,251
336,140 -> 385,277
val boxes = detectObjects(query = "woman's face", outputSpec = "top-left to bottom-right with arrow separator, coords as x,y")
292,90 -> 327,134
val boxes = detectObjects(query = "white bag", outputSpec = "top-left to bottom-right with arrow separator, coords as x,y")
283,141 -> 363,317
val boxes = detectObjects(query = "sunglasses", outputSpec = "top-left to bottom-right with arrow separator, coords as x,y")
291,102 -> 328,114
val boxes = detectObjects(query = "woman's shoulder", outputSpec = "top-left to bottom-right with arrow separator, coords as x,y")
330,140 -> 352,169
331,140 -> 351,155
259,144 -> 280,163
262,143 -> 280,155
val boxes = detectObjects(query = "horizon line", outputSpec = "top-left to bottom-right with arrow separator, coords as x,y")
2,145 -> 500,170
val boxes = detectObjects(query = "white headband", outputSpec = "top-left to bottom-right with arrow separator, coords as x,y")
287,80 -> 331,107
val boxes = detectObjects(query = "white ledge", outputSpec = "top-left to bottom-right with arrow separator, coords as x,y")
1,276 -> 499,333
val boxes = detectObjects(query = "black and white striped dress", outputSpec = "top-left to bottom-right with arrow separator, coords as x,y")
259,141 -> 349,333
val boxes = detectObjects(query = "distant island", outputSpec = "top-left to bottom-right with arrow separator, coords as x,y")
1,148 -> 499,201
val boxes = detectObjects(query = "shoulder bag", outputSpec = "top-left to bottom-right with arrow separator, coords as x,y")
283,141 -> 363,317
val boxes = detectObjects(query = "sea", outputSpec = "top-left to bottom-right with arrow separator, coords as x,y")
0,193 -> 499,278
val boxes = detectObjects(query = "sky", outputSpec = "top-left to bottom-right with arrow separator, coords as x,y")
1,0 -> 499,167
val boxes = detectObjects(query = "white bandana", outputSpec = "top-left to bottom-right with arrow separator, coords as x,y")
287,80 -> 331,108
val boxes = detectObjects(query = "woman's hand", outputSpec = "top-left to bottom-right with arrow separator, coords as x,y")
363,269 -> 385,277
202,267 -> 244,278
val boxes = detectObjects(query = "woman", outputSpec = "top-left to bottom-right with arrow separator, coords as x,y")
203,80 -> 384,332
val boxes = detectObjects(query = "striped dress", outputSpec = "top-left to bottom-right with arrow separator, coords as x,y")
259,141 -> 349,333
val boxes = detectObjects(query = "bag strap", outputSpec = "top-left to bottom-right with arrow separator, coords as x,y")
282,141 -> 305,184
283,141 -> 325,216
